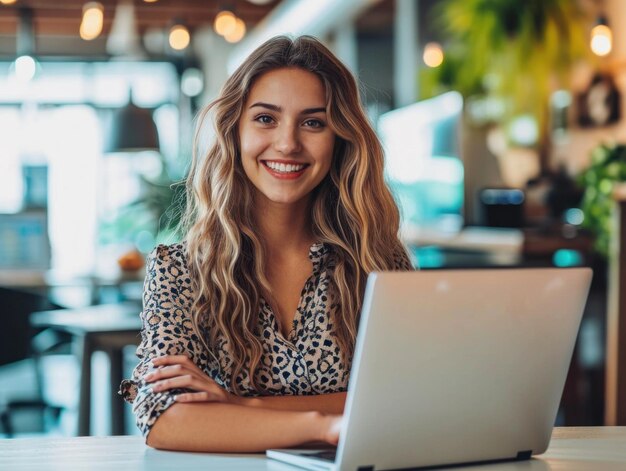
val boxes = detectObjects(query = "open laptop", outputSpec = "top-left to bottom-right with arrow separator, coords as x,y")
267,267 -> 592,471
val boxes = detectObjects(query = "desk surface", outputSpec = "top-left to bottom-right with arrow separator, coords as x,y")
30,302 -> 142,334
1,427 -> 625,471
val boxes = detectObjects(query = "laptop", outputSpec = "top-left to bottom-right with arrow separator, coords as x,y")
267,267 -> 592,471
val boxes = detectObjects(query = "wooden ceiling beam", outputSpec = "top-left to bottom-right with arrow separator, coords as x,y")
0,0 -> 272,37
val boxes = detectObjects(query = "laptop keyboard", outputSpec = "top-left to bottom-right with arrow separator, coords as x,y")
308,450 -> 337,462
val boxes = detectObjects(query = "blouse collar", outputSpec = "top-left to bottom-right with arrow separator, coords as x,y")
308,242 -> 333,276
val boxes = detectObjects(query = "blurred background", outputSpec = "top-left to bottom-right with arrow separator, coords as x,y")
1,0 -> 626,438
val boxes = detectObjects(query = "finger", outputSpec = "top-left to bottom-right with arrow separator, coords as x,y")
145,364 -> 192,383
151,355 -> 193,367
152,374 -> 216,393
151,374 -> 194,392
146,359 -> 205,383
174,391 -> 226,403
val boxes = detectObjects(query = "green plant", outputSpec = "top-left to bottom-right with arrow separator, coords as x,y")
579,143 -> 626,257
98,155 -> 187,250
421,0 -> 589,148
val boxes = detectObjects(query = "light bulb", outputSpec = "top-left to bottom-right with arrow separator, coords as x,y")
224,18 -> 246,43
214,10 -> 237,37
80,2 -> 104,41
423,42 -> 444,68
591,24 -> 612,56
169,24 -> 190,50
14,55 -> 37,82
181,68 -> 204,97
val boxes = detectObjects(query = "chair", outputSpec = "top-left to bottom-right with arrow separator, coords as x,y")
0,286 -> 70,437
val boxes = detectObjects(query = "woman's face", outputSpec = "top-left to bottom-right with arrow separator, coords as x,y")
238,67 -> 335,207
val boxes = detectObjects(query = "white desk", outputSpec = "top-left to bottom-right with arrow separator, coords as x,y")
1,427 -> 625,470
400,225 -> 524,266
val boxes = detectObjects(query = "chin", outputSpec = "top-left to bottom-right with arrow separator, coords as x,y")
260,190 -> 309,206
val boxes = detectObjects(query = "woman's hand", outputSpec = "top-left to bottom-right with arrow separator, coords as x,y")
144,354 -> 242,405
319,414 -> 343,446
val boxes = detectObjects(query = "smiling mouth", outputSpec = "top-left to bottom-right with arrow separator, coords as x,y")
261,160 -> 310,175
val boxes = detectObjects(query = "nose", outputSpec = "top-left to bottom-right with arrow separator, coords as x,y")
273,123 -> 302,155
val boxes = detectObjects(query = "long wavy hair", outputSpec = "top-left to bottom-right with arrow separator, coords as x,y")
183,35 -> 408,395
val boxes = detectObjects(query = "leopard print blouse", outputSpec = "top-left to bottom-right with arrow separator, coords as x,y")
119,242 -> 413,437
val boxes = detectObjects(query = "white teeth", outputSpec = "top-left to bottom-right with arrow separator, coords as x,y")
265,161 -> 305,173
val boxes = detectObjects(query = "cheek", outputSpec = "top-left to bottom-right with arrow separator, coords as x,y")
239,129 -> 269,164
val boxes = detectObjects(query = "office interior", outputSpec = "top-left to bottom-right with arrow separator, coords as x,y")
0,0 -> 625,439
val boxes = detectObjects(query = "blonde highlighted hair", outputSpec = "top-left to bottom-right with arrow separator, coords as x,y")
183,35 -> 408,394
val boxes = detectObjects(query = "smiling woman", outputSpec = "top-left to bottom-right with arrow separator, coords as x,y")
119,35 -> 413,453
239,68 -> 334,205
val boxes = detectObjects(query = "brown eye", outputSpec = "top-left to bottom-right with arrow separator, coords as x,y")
255,114 -> 275,125
303,119 -> 325,128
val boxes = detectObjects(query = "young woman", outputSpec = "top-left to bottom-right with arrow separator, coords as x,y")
120,35 -> 413,452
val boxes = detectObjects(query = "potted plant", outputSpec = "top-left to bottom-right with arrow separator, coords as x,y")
98,153 -> 187,261
578,143 -> 626,257
421,0 -> 590,171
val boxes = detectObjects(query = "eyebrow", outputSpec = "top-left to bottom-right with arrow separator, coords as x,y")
249,102 -> 326,114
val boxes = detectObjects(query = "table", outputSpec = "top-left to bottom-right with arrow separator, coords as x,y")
0,269 -> 144,305
30,303 -> 142,436
401,225 -> 525,266
1,427 -> 625,470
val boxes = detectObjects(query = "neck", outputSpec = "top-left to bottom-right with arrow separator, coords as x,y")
255,195 -> 315,257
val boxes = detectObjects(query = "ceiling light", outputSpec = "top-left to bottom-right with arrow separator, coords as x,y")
80,2 -> 104,41
423,42 -> 444,68
169,24 -> 190,50
105,92 -> 160,153
224,18 -> 246,43
107,0 -> 145,58
13,55 -> 37,82
214,10 -> 237,37
0,0 -> 18,5
181,68 -> 204,97
590,16 -> 612,57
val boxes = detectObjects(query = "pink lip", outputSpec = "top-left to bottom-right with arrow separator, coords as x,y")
261,160 -> 309,180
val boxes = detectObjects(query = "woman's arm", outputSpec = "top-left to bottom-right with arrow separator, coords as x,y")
148,355 -> 347,415
147,402 -> 340,452
242,392 -> 346,414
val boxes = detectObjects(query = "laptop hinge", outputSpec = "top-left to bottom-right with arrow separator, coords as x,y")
516,450 -> 532,460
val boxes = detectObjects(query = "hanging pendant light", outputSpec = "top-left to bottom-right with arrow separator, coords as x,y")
105,90 -> 160,153
590,15 -> 612,57
13,6 -> 39,82
80,2 -> 104,41
224,17 -> 246,43
214,10 -> 237,37
106,0 -> 146,59
169,23 -> 190,50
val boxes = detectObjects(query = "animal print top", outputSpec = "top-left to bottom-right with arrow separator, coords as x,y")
119,242 -> 413,437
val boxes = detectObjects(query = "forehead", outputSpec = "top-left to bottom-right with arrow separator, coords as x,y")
245,68 -> 327,107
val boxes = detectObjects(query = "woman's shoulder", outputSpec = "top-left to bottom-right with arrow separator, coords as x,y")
149,242 -> 186,260
147,242 -> 191,278
392,243 -> 415,271
144,242 -> 195,302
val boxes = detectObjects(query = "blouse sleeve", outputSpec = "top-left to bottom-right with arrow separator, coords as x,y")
118,243 -> 209,438
393,243 -> 416,270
